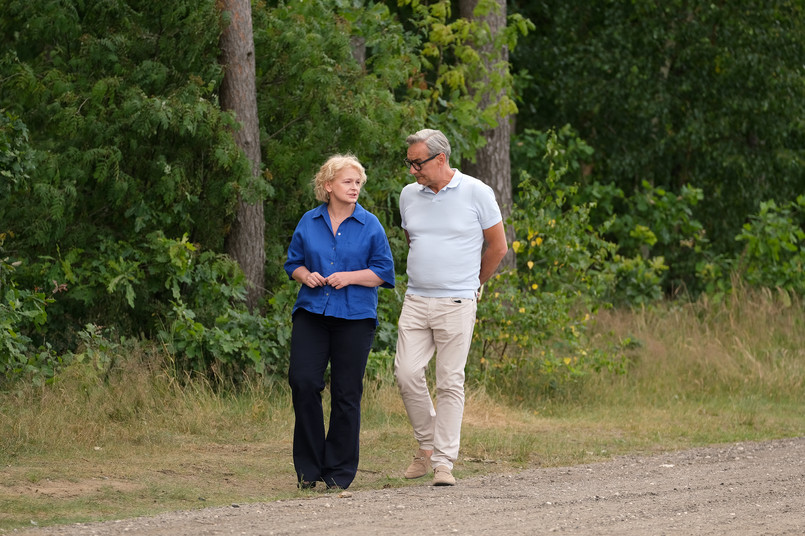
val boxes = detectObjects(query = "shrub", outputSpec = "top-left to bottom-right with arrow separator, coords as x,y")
469,130 -> 652,401
734,196 -> 805,294
0,233 -> 60,385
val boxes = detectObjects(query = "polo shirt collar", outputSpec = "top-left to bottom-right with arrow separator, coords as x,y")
417,169 -> 463,193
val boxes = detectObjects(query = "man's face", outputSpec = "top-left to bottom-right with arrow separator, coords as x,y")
406,142 -> 441,187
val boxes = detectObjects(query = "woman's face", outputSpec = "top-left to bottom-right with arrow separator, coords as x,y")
326,166 -> 363,205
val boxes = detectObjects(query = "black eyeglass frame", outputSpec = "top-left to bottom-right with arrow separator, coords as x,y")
404,153 -> 441,171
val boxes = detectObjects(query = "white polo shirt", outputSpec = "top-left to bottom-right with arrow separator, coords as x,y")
400,169 -> 502,298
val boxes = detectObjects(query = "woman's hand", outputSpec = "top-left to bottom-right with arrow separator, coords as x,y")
301,270 -> 327,288
325,271 -> 352,290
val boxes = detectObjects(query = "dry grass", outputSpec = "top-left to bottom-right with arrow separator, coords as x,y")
1,286 -> 804,531
586,286 -> 805,404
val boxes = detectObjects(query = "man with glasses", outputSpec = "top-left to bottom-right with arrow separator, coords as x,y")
395,128 -> 508,486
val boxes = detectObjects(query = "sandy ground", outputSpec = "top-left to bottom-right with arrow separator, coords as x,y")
11,436 -> 805,535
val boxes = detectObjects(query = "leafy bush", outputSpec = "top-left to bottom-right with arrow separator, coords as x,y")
1,229 -> 287,383
513,126 -> 705,295
469,130 -> 657,400
159,289 -> 293,382
734,196 -> 805,294
0,110 -> 33,189
514,0 -> 805,264
0,234 -> 61,386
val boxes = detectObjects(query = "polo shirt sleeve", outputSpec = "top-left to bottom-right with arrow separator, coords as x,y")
476,182 -> 503,230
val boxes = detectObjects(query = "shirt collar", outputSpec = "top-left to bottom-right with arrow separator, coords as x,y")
313,202 -> 367,224
417,169 -> 463,192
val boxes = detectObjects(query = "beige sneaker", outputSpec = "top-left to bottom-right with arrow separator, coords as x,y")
433,465 -> 456,486
404,449 -> 432,479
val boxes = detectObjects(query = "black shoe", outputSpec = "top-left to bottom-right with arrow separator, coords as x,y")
299,480 -> 317,490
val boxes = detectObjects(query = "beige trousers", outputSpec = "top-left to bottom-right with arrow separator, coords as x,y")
394,294 -> 477,470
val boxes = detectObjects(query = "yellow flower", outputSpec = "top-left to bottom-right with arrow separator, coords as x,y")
527,260 -> 534,269
512,240 -> 522,253
518,307 -> 526,313
531,283 -> 538,290
563,357 -> 571,365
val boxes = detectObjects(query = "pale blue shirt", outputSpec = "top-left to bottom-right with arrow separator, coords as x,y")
399,169 -> 502,298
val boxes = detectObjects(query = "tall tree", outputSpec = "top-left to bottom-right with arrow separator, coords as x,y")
459,0 -> 515,269
219,0 -> 265,311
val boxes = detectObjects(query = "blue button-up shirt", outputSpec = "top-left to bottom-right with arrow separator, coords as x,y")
284,203 -> 395,321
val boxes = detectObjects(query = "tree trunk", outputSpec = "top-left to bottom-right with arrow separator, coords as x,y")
218,0 -> 265,311
459,0 -> 516,270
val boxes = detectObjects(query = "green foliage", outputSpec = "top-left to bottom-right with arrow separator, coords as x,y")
160,287 -> 293,381
470,130 -> 657,400
511,126 -> 670,305
586,180 -> 705,293
69,324 -> 120,378
514,126 -> 713,296
396,0 -> 532,160
1,0 -> 248,253
0,110 -> 34,189
734,197 -> 805,294
511,0 -> 805,289
0,0 -> 260,359
0,112 -> 60,385
0,233 -> 60,386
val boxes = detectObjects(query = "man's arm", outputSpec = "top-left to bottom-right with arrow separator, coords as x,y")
479,221 -> 508,286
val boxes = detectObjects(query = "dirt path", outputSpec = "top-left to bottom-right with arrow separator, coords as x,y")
14,437 -> 805,535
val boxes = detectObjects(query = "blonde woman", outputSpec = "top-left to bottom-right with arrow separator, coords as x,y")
284,154 -> 395,490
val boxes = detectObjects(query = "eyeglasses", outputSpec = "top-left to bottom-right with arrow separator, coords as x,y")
404,153 -> 440,171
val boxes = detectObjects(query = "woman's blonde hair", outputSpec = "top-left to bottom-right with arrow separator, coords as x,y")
312,154 -> 367,203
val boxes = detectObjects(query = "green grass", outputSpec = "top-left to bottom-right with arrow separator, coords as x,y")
1,287 -> 803,532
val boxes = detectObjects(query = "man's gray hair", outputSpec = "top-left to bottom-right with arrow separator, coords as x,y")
406,128 -> 452,161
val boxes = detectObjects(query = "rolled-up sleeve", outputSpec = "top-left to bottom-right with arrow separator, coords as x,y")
367,220 -> 395,289
284,221 -> 307,279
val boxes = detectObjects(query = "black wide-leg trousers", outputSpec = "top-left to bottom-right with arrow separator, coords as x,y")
288,309 -> 376,489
